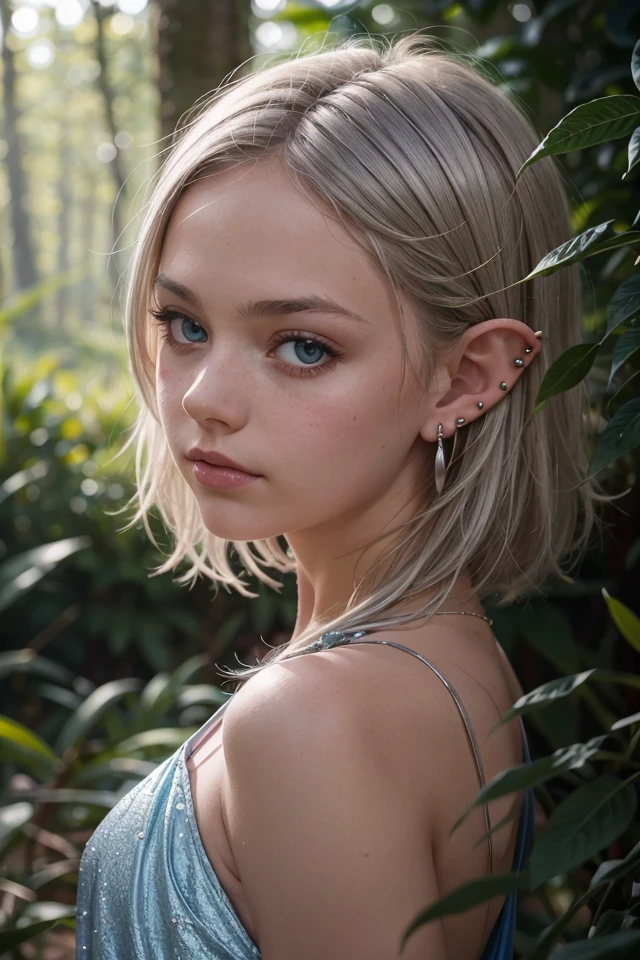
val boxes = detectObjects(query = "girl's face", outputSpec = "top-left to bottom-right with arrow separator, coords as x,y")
153,158 -> 434,546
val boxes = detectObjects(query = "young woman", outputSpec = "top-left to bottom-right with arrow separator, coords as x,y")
75,31 -> 602,960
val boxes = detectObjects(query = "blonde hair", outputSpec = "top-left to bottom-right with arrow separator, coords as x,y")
119,31 -> 609,685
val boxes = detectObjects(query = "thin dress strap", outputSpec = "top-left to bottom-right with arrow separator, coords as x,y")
344,636 -> 496,876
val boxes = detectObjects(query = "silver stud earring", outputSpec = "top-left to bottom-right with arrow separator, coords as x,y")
499,382 -> 508,391
456,417 -> 465,426
525,346 -> 533,354
514,358 -> 524,367
477,401 -> 484,409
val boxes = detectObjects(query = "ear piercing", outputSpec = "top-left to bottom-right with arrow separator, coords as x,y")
444,330 -> 543,436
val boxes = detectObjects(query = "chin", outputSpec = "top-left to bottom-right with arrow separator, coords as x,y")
198,510 -> 284,544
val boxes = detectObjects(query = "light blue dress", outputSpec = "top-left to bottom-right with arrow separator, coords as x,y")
75,628 -> 534,958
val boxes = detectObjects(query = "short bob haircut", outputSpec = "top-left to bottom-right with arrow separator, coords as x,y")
120,32 -> 609,684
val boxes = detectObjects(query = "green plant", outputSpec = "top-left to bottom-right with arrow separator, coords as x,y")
0,645 -> 229,952
399,36 -> 640,960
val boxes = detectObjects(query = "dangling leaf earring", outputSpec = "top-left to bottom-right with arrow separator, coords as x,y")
434,423 -> 458,495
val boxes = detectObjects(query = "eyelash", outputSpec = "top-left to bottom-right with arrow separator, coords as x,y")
148,308 -> 343,379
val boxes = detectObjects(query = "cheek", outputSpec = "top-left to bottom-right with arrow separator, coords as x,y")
155,361 -> 186,424
286,391 -> 393,462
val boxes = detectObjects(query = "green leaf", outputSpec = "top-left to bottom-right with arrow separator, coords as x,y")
588,230 -> 640,257
534,344 -> 598,412
518,606 -> 581,674
0,919 -> 62,951
590,398 -> 640,474
602,589 -> 640,653
0,650 -> 74,685
524,221 -> 614,279
518,96 -> 640,176
0,715 -> 56,765
170,653 -> 208,687
608,329 -> 640,388
55,678 -> 142,754
491,671 -> 597,730
114,727 -> 197,754
14,788 -> 118,808
608,275 -> 640,331
19,902 -> 77,923
451,737 -> 606,835
177,684 -> 227,709
0,536 -> 92,612
139,672 -> 172,715
0,459 -> 49,507
611,711 -> 640,731
0,801 -> 34,846
68,756 -> 157,785
400,872 -> 528,947
529,775 -> 638,889
623,127 -> 640,179
632,38 -> 640,94
523,843 -> 640,960
550,930 -> 640,960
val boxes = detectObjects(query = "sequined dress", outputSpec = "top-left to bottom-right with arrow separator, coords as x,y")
75,629 -> 534,959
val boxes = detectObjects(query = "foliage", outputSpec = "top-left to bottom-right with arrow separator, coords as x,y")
396,31 -> 640,959
0,0 -> 639,957
0,645 -> 229,952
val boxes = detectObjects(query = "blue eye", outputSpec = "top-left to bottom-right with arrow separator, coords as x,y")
276,339 -> 326,366
173,316 -> 207,343
150,309 -> 207,346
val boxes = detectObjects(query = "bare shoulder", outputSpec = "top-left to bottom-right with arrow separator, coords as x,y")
222,619 -> 525,786
218,623 -> 527,959
220,644 -> 451,959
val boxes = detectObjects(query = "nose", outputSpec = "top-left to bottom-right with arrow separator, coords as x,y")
181,349 -> 248,429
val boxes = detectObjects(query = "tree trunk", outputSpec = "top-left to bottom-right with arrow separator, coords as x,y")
90,0 -> 127,289
56,132 -> 72,331
0,0 -> 38,293
154,0 -> 252,143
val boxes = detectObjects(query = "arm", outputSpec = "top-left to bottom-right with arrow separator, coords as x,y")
220,664 -> 450,960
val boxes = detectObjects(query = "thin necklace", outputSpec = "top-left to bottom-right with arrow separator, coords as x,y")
434,610 -> 494,626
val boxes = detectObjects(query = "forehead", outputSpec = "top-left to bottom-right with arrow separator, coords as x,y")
158,159 -> 397,321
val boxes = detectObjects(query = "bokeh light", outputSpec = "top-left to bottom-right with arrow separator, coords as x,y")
11,6 -> 40,35
55,0 -> 85,29
372,4 -> 395,25
255,20 -> 297,51
252,0 -> 286,15
117,0 -> 147,13
110,12 -> 134,35
96,142 -> 117,163
26,39 -> 56,69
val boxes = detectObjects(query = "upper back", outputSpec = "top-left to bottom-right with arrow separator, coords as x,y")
224,617 -> 529,960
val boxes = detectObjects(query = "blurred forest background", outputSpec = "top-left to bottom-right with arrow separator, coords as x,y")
1,0 -> 640,957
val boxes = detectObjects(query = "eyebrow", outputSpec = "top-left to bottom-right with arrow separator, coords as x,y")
152,274 -> 371,326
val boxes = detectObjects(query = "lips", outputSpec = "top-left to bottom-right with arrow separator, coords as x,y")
187,446 -> 260,476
